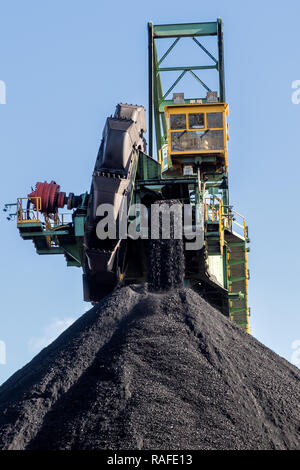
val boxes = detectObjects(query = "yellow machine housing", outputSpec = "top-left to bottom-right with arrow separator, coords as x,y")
162,103 -> 229,175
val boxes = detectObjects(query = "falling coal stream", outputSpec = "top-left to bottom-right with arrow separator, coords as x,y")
148,200 -> 185,291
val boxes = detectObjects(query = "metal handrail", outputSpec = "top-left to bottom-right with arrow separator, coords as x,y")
16,198 -> 72,229
204,196 -> 225,254
230,209 -> 246,239
17,197 -> 42,224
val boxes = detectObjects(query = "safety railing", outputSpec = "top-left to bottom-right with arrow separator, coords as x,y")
205,198 -> 247,239
204,196 -> 225,254
205,196 -> 250,333
44,212 -> 72,229
17,197 -> 42,225
225,208 -> 249,333
204,196 -> 222,222
226,209 -> 247,240
16,198 -> 72,227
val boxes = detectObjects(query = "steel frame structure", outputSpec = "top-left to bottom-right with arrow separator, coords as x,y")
148,19 -> 225,157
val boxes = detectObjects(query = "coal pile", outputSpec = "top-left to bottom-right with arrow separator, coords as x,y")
0,285 -> 300,450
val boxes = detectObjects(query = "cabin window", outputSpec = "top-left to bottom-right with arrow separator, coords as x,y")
170,114 -> 186,130
188,113 -> 205,129
171,130 -> 224,152
207,112 -> 223,129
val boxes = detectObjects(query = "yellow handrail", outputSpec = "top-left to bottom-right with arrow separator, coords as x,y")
204,196 -> 250,333
204,196 -> 225,254
17,197 -> 42,225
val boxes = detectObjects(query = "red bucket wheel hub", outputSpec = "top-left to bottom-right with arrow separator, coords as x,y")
28,181 -> 66,214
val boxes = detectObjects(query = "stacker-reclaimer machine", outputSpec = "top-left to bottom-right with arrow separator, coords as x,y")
5,20 -> 251,332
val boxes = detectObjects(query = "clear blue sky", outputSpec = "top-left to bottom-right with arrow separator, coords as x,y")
1,0 -> 300,384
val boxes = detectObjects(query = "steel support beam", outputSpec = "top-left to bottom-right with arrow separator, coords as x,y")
148,19 -> 227,160
153,22 -> 218,38
148,22 -> 154,157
